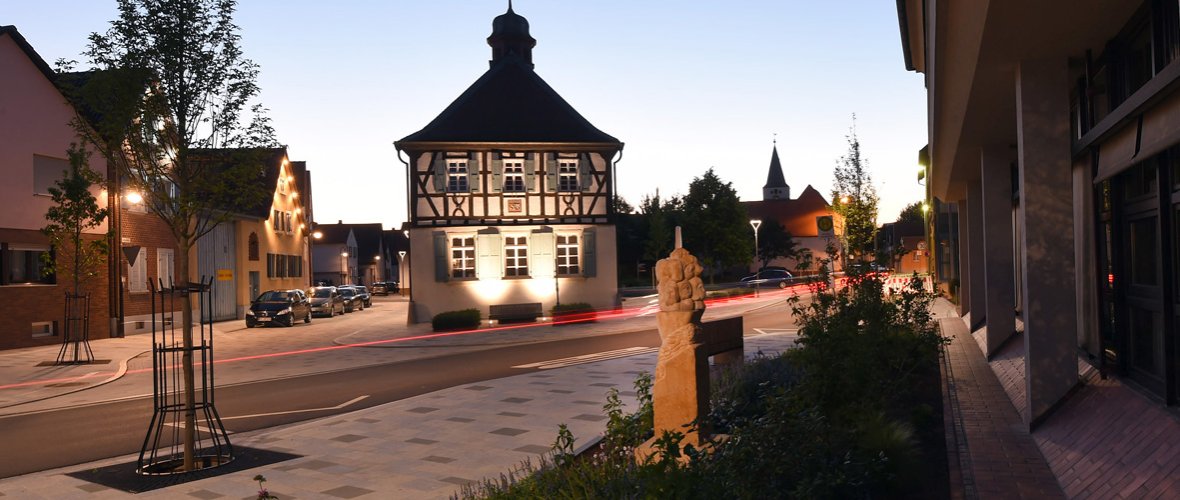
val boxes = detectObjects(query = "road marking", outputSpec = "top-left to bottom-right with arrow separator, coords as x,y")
513,347 -> 658,370
219,395 -> 371,421
752,328 -> 798,336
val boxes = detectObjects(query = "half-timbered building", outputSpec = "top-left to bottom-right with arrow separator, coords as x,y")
395,5 -> 623,323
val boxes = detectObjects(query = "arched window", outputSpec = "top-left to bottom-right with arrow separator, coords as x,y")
248,232 -> 259,261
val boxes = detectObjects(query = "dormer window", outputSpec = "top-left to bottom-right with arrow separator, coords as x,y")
447,160 -> 469,192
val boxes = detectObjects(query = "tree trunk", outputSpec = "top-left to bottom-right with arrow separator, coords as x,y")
176,240 -> 196,471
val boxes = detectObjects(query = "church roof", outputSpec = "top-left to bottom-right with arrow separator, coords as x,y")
397,6 -> 618,146
764,144 -> 788,189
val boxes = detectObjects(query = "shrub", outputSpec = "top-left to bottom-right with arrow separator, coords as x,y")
432,309 -> 481,331
552,302 -> 596,324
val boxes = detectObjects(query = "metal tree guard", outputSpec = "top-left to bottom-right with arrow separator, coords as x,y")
137,276 -> 233,475
55,293 -> 94,364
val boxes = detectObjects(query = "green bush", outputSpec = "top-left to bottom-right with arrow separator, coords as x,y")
432,309 -> 481,331
552,302 -> 596,323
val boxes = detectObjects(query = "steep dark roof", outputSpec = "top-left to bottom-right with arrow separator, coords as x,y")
348,223 -> 385,263
315,223 -> 352,245
764,144 -> 788,189
190,147 -> 288,219
397,55 -> 619,144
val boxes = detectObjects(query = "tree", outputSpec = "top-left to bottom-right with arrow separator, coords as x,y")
640,190 -> 682,263
831,117 -> 879,263
70,0 -> 276,471
756,219 -> 799,271
896,201 -> 924,225
682,168 -> 752,282
614,195 -> 635,215
41,144 -> 110,296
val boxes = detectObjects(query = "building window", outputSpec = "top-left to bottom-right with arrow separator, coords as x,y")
2,244 -> 54,285
273,210 -> 281,233
31,321 -> 55,338
248,233 -> 259,261
157,248 -> 174,288
558,160 -> 579,192
447,160 -> 469,193
557,234 -> 580,275
503,159 -> 525,193
451,237 -> 475,278
505,236 -> 528,277
33,155 -> 68,196
128,247 -> 148,292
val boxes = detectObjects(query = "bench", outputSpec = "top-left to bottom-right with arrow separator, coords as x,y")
489,302 -> 543,323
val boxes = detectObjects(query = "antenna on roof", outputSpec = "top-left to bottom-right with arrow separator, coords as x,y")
773,132 -> 777,146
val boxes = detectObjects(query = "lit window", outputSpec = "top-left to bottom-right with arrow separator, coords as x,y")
504,236 -> 529,277
2,244 -> 54,285
451,237 -> 475,278
503,160 -> 525,193
557,234 -> 580,275
558,160 -> 578,192
447,161 -> 469,192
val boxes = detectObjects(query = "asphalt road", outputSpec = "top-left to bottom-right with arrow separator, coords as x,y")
0,296 -> 802,479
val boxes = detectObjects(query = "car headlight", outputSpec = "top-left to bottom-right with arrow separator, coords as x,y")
245,309 -> 254,316
278,308 -> 292,316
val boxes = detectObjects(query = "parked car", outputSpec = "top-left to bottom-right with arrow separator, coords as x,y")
246,289 -> 311,328
846,262 -> 891,276
370,282 -> 389,296
337,285 -> 363,312
739,269 -> 796,289
308,286 -> 343,317
353,285 -> 372,307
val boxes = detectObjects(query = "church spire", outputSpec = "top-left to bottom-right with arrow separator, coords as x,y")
763,142 -> 790,200
488,2 -> 536,68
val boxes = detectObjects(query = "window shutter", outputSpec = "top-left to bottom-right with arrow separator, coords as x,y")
545,153 -> 558,192
468,151 -> 481,192
431,153 -> 446,191
491,153 -> 503,192
579,153 -> 594,192
267,253 -> 275,278
432,231 -> 448,282
582,228 -> 597,277
525,153 -> 537,192
530,228 -> 555,278
476,228 -> 502,280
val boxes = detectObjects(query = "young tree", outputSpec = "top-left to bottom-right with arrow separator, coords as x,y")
42,144 -> 110,296
831,117 -> 879,263
682,168 -> 752,282
756,219 -> 799,271
69,0 -> 276,471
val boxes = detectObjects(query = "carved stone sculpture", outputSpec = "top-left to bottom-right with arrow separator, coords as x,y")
651,247 -> 710,447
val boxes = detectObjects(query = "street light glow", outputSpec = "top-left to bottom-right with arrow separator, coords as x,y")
126,191 -> 143,204
342,251 -> 349,257
313,231 -> 323,239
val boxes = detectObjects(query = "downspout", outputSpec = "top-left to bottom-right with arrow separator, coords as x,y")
396,147 -> 415,324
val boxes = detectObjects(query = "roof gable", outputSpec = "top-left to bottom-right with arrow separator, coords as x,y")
398,55 -> 619,145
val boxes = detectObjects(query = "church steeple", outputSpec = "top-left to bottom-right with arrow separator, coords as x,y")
488,1 -> 537,68
763,141 -> 790,200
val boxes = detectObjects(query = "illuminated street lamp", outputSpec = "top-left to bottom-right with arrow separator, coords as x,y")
750,219 -> 762,297
398,250 -> 407,296
341,251 -> 349,285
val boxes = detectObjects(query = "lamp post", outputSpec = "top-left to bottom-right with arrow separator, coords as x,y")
398,250 -> 407,296
340,251 -> 349,285
749,219 -> 762,297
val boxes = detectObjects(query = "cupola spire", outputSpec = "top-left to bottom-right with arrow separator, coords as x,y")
763,141 -> 790,200
488,1 -> 536,68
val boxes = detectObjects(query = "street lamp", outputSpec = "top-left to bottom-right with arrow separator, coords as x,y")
749,219 -> 762,297
341,251 -> 349,285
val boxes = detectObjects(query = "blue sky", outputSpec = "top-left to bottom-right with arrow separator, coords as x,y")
5,1 -> 927,229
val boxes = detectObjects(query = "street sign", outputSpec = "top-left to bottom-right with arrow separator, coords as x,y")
816,216 -> 834,238
216,269 -> 233,281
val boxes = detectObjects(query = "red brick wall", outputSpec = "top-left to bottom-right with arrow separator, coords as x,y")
0,230 -> 111,350
119,210 -> 182,318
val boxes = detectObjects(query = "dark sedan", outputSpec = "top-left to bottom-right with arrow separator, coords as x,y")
308,286 -> 343,317
246,289 -> 311,327
739,269 -> 797,289
353,285 -> 372,307
337,286 -> 364,312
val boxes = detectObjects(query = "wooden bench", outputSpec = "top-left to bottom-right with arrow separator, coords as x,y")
489,302 -> 543,323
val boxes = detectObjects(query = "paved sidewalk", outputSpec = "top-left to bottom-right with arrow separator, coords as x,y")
0,332 -> 798,498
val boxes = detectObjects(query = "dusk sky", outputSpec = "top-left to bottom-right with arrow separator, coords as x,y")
5,1 -> 926,231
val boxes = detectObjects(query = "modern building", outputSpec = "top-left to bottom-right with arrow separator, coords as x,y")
897,0 -> 1180,421
395,5 -> 623,323
742,143 -> 841,273
0,25 -> 113,349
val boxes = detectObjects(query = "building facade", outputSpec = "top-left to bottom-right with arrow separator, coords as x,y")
0,26 -> 113,349
395,6 -> 622,323
898,0 -> 1180,420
